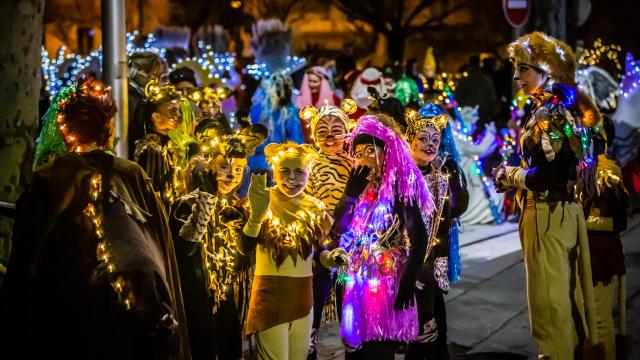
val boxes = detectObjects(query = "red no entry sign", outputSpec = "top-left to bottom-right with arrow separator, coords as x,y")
503,0 -> 531,28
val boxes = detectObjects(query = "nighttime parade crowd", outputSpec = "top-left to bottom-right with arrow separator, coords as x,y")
0,19 -> 639,360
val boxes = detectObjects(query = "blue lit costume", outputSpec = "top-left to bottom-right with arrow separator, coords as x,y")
248,75 -> 304,178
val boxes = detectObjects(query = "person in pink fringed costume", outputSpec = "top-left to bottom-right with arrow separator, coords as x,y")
328,114 -> 434,359
296,66 -> 341,142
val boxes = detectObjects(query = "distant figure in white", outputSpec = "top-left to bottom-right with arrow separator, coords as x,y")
452,106 -> 504,225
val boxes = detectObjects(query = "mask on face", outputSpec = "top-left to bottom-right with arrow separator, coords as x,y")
354,143 -> 385,182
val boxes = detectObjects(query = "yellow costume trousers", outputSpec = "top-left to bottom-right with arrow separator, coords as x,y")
254,310 -> 313,360
519,199 -> 597,360
594,277 -> 617,360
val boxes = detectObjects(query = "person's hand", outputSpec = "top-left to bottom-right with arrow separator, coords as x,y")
248,173 -> 270,224
492,165 -> 508,193
243,172 -> 270,237
394,274 -> 416,310
484,121 -> 497,134
196,169 -> 218,196
320,248 -> 349,268
493,165 -> 528,192
344,165 -> 371,198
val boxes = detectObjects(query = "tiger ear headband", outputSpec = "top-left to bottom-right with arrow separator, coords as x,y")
300,98 -> 359,138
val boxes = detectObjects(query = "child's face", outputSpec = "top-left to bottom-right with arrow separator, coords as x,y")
213,155 -> 247,195
314,115 -> 347,154
354,143 -> 385,180
410,127 -> 441,166
274,157 -> 309,197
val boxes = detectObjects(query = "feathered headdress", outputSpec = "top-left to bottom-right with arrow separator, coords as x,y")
250,19 -> 292,73
508,32 -> 576,86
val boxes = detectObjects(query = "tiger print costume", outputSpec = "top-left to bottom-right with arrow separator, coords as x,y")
306,151 -> 353,212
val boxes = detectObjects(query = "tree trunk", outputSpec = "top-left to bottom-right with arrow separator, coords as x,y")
0,0 -> 45,263
386,29 -> 406,63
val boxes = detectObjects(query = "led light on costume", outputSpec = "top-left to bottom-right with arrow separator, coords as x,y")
177,138 -> 253,312
408,104 -> 464,282
34,79 -> 134,310
337,116 -> 434,348
260,143 -> 328,265
299,98 -> 358,141
500,128 -> 520,165
85,173 -> 133,310
133,80 -> 189,205
34,80 -> 115,169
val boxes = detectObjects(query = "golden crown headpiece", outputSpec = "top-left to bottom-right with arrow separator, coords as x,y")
144,78 -> 180,103
404,108 -> 449,142
188,86 -> 232,105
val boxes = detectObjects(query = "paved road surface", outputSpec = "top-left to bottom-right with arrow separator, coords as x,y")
314,220 -> 640,359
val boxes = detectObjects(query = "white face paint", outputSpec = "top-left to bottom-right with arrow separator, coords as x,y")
410,127 -> 441,166
275,164 -> 309,197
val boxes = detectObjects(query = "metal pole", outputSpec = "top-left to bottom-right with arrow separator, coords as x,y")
138,0 -> 144,32
102,0 -> 129,158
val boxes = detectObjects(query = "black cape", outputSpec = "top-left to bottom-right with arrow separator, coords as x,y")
0,151 -> 190,359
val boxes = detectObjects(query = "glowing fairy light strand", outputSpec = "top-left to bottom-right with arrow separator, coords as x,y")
244,55 -> 307,80
84,174 -> 133,310
578,38 -> 623,75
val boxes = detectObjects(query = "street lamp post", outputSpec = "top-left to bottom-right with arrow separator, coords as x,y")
102,0 -> 129,158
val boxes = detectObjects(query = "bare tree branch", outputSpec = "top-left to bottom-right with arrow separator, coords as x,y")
408,0 -> 467,34
331,0 -> 391,34
403,0 -> 438,28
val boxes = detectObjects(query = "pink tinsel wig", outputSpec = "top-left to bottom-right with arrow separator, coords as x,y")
295,66 -> 336,108
346,115 -> 434,216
